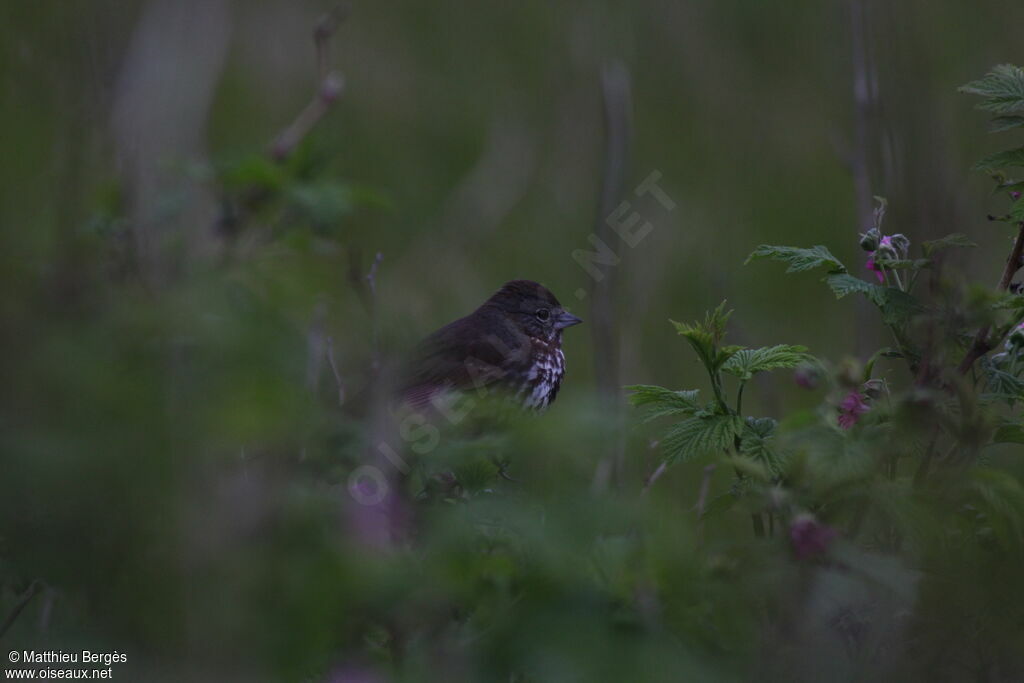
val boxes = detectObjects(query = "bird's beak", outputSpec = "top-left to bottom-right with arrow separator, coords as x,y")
555,310 -> 583,330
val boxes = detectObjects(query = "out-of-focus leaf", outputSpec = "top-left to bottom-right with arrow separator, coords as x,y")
221,155 -> 288,191
739,417 -> 782,476
922,233 -> 977,255
287,180 -> 355,228
993,422 -> 1024,444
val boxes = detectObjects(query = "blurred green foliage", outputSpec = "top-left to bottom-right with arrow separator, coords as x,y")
3,2 -> 1024,681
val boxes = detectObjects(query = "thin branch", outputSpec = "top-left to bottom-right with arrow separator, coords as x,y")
270,73 -> 345,162
366,252 -> 383,374
695,464 -> 716,546
957,222 -> 1024,374
314,4 -> 351,81
0,580 -> 42,640
695,464 -> 716,516
306,300 -> 328,391
269,4 -> 349,161
326,335 -> 346,406
640,460 -> 667,497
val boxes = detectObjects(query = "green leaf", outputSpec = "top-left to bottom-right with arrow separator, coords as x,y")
670,302 -> 738,373
745,244 -> 846,273
969,468 -> 1024,549
722,345 -> 809,381
701,490 -> 740,519
739,417 -> 782,476
960,64 -> 1024,114
825,273 -> 885,305
287,180 -> 356,228
992,292 -> 1024,311
1012,197 -> 1024,223
993,421 -> 1024,445
625,385 -> 701,421
993,178 -> 1024,195
870,257 -> 931,271
878,287 -> 925,325
922,233 -> 977,256
983,363 -> 1024,402
661,414 -> 744,464
824,274 -> 923,323
990,116 -> 1024,133
973,147 -> 1024,171
220,154 -> 287,191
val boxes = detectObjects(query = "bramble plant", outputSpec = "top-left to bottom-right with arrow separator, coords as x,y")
630,66 -> 1024,545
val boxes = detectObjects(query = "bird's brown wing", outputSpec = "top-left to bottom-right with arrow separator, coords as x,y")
399,315 -> 523,410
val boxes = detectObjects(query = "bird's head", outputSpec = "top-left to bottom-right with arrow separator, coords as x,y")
485,280 -> 583,341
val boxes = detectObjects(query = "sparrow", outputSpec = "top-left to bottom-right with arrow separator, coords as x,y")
400,280 -> 583,412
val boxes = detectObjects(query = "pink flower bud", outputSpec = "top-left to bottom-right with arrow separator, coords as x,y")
790,514 -> 837,559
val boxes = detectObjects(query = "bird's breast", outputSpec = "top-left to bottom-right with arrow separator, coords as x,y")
513,337 -> 566,411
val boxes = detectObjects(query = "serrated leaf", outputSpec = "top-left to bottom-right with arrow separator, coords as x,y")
625,385 -> 701,422
871,257 -> 932,270
922,233 -> 977,256
670,302 -> 737,373
968,468 -> 1024,549
973,147 -> 1024,172
722,345 -> 809,381
983,363 -> 1024,401
1012,197 -> 1024,223
745,244 -> 846,273
824,274 -> 922,323
661,414 -> 743,464
739,417 -> 783,476
878,287 -> 925,325
994,179 -> 1024,195
992,292 -> 1024,310
825,273 -> 884,303
990,116 -> 1024,133
960,64 -> 1024,114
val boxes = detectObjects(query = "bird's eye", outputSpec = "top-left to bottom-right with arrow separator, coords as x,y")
535,308 -> 551,322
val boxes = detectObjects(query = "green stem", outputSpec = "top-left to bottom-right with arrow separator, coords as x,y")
709,369 -> 730,414
751,513 -> 765,538
735,381 -> 746,415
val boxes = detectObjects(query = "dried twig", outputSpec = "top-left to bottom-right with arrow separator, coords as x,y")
695,464 -> 717,545
306,300 -> 328,391
366,252 -> 384,374
957,222 -> 1024,374
326,335 -> 346,406
0,580 -> 41,640
269,4 -> 349,161
640,460 -> 667,497
270,74 -> 345,161
314,4 -> 351,80
694,464 -> 716,517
